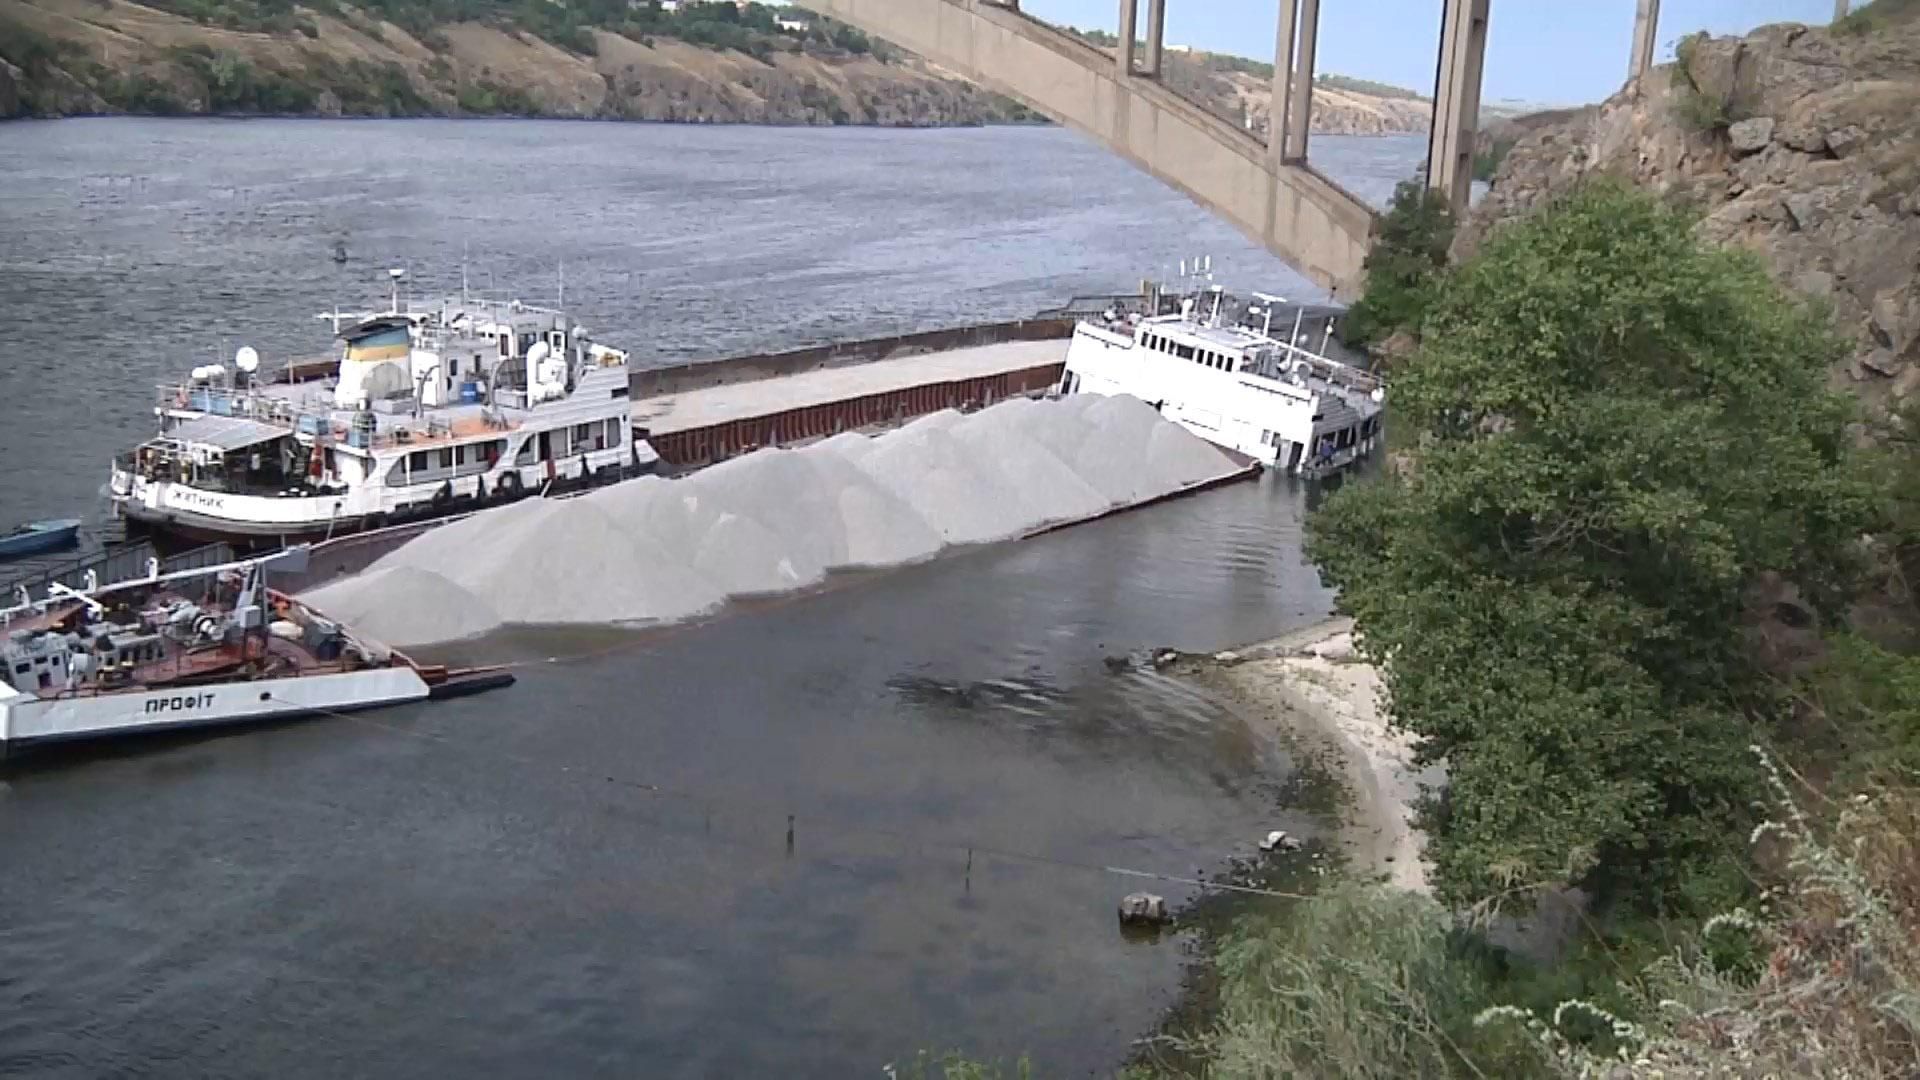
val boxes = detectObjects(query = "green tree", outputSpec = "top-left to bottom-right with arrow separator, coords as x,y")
1307,181 -> 1878,914
1341,180 -> 1453,350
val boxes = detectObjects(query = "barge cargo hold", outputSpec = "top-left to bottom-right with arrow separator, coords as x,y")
633,339 -> 1069,470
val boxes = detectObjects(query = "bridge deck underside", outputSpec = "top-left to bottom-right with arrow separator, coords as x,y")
793,0 -> 1379,298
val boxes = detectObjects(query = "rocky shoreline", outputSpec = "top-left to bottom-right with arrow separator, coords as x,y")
1189,618 -> 1435,894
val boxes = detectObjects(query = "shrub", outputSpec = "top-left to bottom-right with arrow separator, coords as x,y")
1341,179 -> 1453,348
1309,181 -> 1878,915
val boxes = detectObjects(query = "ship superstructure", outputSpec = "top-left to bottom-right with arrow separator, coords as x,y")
110,273 -> 653,544
1059,280 -> 1384,476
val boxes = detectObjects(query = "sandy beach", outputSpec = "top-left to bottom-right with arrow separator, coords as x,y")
1201,617 -> 1437,893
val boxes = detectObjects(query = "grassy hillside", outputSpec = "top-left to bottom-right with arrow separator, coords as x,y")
0,0 -> 1045,122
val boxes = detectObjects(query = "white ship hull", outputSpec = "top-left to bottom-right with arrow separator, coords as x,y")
111,442 -> 642,541
0,666 -> 430,754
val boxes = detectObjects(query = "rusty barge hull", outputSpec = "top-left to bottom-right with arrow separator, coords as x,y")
640,360 -> 1066,469
631,323 -> 1073,470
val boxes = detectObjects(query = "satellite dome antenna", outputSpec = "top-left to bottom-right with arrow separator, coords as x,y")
235,346 -> 260,373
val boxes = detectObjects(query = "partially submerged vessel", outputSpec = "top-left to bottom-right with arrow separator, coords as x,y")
0,546 -> 506,754
110,271 -> 656,546
1057,277 -> 1385,476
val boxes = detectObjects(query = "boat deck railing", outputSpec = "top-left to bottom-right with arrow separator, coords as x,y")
1265,339 -> 1385,395
2,540 -> 238,621
151,383 -> 508,452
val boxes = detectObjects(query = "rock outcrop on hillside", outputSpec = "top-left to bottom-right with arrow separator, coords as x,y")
1458,16 -> 1920,413
1160,55 -> 1433,137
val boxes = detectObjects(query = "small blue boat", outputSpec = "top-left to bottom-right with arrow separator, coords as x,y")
0,519 -> 82,560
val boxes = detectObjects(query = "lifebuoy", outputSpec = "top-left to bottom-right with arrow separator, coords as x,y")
498,471 -> 523,497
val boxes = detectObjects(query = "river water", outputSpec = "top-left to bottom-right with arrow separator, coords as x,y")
0,120 -> 1422,1076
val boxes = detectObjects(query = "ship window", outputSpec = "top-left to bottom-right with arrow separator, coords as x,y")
13,662 -> 26,676
513,437 -> 536,466
498,333 -> 511,358
1176,344 -> 1194,361
439,448 -> 454,469
409,450 -> 429,471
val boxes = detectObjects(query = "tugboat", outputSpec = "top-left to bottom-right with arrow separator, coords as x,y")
109,270 -> 658,547
1057,268 -> 1386,477
0,545 -> 509,755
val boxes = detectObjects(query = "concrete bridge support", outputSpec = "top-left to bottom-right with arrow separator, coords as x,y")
1269,0 -> 1298,169
1629,0 -> 1662,83
1285,0 -> 1322,164
1428,0 -> 1489,214
1142,0 -> 1166,77
793,0 -> 1378,296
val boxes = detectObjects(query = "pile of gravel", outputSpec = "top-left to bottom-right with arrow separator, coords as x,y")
303,394 -> 1236,645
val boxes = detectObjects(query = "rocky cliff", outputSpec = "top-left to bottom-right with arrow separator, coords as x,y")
1458,12 -> 1920,414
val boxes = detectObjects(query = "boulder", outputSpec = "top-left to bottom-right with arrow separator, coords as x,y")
1260,830 -> 1305,853
1895,366 -> 1920,400
1871,288 -> 1919,357
1783,192 -> 1824,231
1794,269 -> 1836,299
1777,120 -> 1828,153
1826,124 -> 1867,158
1729,117 -> 1776,155
1861,349 -> 1907,378
1117,892 -> 1171,927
